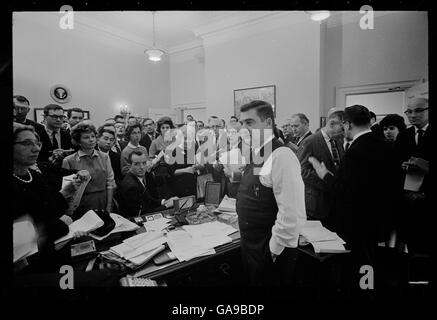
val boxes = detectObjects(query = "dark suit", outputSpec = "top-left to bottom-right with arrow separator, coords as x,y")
117,172 -> 165,218
35,126 -> 72,163
298,131 -> 344,224
139,133 -> 158,153
323,132 -> 398,290
394,125 -> 431,254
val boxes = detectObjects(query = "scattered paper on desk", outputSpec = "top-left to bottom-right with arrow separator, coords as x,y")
182,221 -> 237,237
143,217 -> 172,232
404,171 -> 425,192
166,230 -> 220,262
300,221 -> 338,243
55,210 -> 104,245
312,239 -> 348,253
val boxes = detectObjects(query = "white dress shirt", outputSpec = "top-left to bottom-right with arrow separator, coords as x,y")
255,133 -> 307,256
320,128 -> 336,157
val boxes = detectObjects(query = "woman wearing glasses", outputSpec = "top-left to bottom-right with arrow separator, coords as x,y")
13,123 -> 89,272
62,122 -> 116,216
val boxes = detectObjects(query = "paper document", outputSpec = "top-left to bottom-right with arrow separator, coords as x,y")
13,218 -> 38,263
300,220 -> 348,253
312,239 -> 349,253
55,210 -> 104,245
404,171 -> 425,192
64,174 -> 91,216
217,196 -> 237,213
143,217 -> 172,232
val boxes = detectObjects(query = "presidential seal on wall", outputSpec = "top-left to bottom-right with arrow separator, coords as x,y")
50,84 -> 71,104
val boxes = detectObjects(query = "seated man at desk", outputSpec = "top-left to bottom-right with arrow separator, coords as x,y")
118,149 -> 178,217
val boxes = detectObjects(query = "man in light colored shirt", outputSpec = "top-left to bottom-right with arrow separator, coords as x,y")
236,100 -> 306,286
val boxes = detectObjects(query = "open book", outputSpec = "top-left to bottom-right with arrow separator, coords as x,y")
216,195 -> 237,214
55,210 -> 104,246
300,221 -> 349,254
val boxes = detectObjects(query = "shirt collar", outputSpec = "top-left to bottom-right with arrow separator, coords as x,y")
297,130 -> 310,142
128,142 -> 140,149
254,132 -> 274,155
78,149 -> 99,158
351,129 -> 372,145
320,128 -> 330,141
44,125 -> 60,135
415,123 -> 429,133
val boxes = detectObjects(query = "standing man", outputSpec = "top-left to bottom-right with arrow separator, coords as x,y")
139,118 -> 158,153
35,104 -> 72,163
298,111 -> 344,226
287,113 -> 312,152
13,95 -> 43,130
236,100 -> 306,286
309,105 -> 398,295
394,97 -> 430,254
113,121 -> 128,153
369,111 -> 384,139
66,107 -> 84,132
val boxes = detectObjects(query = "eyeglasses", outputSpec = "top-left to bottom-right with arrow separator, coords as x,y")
14,140 -> 42,148
404,107 -> 428,115
47,115 -> 64,120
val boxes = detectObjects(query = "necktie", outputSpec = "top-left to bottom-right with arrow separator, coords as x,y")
329,138 -> 340,166
52,131 -> 59,149
115,142 -> 121,153
417,129 -> 424,146
344,142 -> 350,152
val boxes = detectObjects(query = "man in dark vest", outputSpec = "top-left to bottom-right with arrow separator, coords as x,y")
236,100 -> 306,286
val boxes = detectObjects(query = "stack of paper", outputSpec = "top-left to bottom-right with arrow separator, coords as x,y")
55,210 -> 104,245
89,213 -> 140,240
13,218 -> 38,263
215,196 -> 237,216
300,221 -> 348,253
167,221 -> 236,261
109,231 -> 166,267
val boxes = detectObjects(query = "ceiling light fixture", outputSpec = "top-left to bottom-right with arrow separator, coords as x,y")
144,11 -> 166,62
306,11 -> 331,21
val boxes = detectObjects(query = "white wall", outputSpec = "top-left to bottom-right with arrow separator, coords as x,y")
323,11 -> 428,115
203,20 -> 321,132
13,13 -> 171,126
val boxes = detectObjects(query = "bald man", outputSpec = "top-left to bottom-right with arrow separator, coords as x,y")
394,97 -> 430,255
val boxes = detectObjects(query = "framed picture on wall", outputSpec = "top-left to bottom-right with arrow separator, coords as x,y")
34,108 -> 90,124
320,116 -> 327,128
234,85 -> 276,119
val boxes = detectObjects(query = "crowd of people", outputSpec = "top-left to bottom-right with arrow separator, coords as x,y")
13,94 -> 430,291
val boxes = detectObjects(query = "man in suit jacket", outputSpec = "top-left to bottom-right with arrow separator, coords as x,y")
394,97 -> 430,254
298,110 -> 345,226
13,95 -> 44,131
35,104 -> 72,163
139,118 -> 158,153
309,105 -> 398,296
117,150 -> 178,218
113,122 -> 128,153
96,126 -> 123,185
370,111 -> 384,140
287,113 -> 312,153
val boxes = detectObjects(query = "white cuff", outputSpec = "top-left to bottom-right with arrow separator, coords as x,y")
269,236 -> 285,256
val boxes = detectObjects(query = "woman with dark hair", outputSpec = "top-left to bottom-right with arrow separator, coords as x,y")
379,114 -> 407,142
62,122 -> 116,215
120,123 -> 148,175
149,116 -> 175,157
13,123 -> 88,272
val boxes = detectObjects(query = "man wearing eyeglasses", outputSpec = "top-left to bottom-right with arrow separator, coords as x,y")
394,97 -> 430,255
34,104 -> 72,163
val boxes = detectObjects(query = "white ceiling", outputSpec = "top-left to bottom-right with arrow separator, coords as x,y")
76,11 -> 259,50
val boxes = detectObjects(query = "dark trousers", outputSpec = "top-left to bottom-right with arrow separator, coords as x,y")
241,241 -> 298,287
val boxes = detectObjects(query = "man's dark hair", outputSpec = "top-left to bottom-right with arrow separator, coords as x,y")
240,100 -> 275,125
328,110 -> 344,122
43,104 -> 63,115
344,105 -> 371,127
97,125 -> 116,138
230,116 -> 238,121
128,116 -> 136,120
125,123 -> 143,140
142,117 -> 154,125
369,111 -> 377,121
67,107 -> 84,118
186,114 -> 193,119
13,95 -> 30,106
114,115 -> 124,121
128,149 -> 147,164
291,113 -> 309,125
